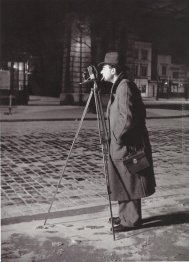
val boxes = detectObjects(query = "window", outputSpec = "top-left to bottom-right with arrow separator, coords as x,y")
141,49 -> 148,60
162,65 -> 167,76
140,64 -> 148,77
134,49 -> 139,59
8,61 -> 28,91
141,85 -> 146,93
134,64 -> 138,77
173,71 -> 179,79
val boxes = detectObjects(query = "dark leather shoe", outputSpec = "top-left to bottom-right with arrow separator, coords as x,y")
108,217 -> 121,225
111,224 -> 140,233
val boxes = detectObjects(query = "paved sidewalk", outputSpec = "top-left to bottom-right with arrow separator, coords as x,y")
1,117 -> 188,220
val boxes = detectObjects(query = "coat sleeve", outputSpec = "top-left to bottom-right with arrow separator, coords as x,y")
112,80 -> 134,144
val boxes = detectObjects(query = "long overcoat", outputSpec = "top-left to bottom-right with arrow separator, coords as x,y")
107,73 -> 156,201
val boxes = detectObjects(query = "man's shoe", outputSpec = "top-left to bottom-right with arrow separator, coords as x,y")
111,224 -> 141,233
108,217 -> 121,225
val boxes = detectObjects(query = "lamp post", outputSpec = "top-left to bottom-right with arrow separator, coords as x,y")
8,61 -> 15,114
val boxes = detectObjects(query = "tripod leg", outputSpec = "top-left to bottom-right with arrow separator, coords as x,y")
94,90 -> 116,241
43,89 -> 94,225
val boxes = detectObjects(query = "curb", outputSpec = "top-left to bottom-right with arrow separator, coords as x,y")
1,114 -> 189,123
0,117 -> 97,122
1,204 -> 108,225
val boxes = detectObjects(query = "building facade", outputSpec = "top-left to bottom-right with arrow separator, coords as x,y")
157,55 -> 188,98
2,0 -> 189,104
59,15 -> 188,104
132,41 -> 152,97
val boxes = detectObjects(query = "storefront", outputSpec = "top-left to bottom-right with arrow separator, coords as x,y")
0,53 -> 30,105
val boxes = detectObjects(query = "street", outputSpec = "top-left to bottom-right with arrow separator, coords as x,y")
1,109 -> 189,261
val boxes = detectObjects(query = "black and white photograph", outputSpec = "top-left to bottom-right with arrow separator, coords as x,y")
1,0 -> 189,261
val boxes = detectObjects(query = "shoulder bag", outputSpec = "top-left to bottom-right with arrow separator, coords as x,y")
123,148 -> 150,175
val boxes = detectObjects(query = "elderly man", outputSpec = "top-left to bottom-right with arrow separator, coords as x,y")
99,52 -> 156,232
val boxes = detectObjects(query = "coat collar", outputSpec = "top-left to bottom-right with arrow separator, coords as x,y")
110,72 -> 126,95
107,72 -> 127,111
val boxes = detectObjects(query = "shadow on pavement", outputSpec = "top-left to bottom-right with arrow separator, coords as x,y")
142,211 -> 189,227
147,114 -> 189,120
116,211 -> 189,239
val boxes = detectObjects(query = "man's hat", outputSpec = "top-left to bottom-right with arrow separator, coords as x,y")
98,51 -> 127,69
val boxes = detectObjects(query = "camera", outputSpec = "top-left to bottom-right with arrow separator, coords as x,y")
82,65 -> 99,83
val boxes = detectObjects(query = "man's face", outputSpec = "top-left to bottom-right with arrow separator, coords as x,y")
100,65 -> 114,82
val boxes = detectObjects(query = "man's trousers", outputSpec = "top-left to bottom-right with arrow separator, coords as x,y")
118,199 -> 142,227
